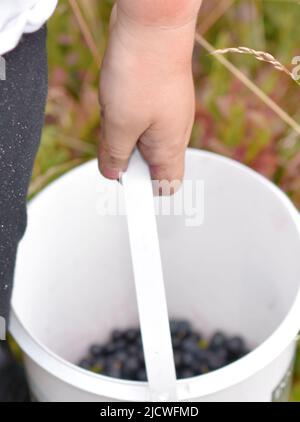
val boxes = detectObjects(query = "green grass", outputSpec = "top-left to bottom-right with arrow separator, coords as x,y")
291,341 -> 300,401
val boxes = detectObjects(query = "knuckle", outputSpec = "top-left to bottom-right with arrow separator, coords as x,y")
100,140 -> 128,166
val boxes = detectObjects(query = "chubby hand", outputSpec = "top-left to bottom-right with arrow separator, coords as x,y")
98,2 -> 200,185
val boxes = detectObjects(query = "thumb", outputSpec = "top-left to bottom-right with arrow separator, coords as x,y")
98,116 -> 138,180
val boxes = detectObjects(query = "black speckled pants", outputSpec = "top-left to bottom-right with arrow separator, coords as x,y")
0,27 -> 47,325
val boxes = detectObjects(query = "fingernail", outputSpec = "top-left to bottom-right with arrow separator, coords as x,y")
101,166 -> 122,180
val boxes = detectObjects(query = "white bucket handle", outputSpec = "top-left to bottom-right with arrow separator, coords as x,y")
122,150 -> 177,401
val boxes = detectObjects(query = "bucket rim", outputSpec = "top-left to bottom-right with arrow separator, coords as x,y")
10,148 -> 300,401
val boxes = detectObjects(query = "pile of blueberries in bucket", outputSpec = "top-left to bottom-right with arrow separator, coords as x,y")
78,320 -> 250,381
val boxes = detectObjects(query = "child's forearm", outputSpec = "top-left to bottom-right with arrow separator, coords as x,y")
114,0 -> 203,66
117,0 -> 203,28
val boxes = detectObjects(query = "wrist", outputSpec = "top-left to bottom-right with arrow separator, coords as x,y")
114,5 -> 198,68
117,0 -> 202,28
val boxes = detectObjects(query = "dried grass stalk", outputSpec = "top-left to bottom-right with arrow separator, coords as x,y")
195,34 -> 300,135
211,46 -> 296,81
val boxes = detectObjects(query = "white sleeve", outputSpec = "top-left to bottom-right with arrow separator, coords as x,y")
0,0 -> 58,56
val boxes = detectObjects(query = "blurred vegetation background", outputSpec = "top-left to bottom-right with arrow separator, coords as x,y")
29,0 -> 300,400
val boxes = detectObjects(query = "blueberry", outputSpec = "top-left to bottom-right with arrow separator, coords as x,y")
206,351 -> 225,371
78,359 -> 92,370
127,344 -> 140,356
209,331 -> 227,351
177,368 -> 195,379
104,357 -> 122,374
194,348 -> 210,363
170,319 -> 191,339
122,357 -> 140,379
173,351 -> 182,368
208,349 -> 229,371
194,363 -> 208,375
136,336 -> 143,348
177,320 -> 192,338
78,323 -> 251,381
89,344 -> 104,357
105,342 -> 116,355
190,356 -> 207,373
182,338 -> 199,356
111,330 -> 123,342
114,351 -> 128,365
215,347 -> 228,363
226,336 -> 246,359
190,332 -> 202,343
113,339 -> 127,352
177,320 -> 192,332
137,350 -> 145,364
181,352 -> 195,368
136,369 -> 147,381
169,320 -> 179,335
171,334 -> 182,350
127,356 -> 140,371
106,367 -> 122,379
126,329 -> 140,343
93,355 -> 106,366
240,348 -> 250,358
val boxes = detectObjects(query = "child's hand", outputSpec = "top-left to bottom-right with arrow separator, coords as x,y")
98,1 -> 202,183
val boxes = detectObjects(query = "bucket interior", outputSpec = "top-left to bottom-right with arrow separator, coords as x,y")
12,150 -> 300,366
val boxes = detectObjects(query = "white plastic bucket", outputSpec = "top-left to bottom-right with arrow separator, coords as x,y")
10,148 -> 300,402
